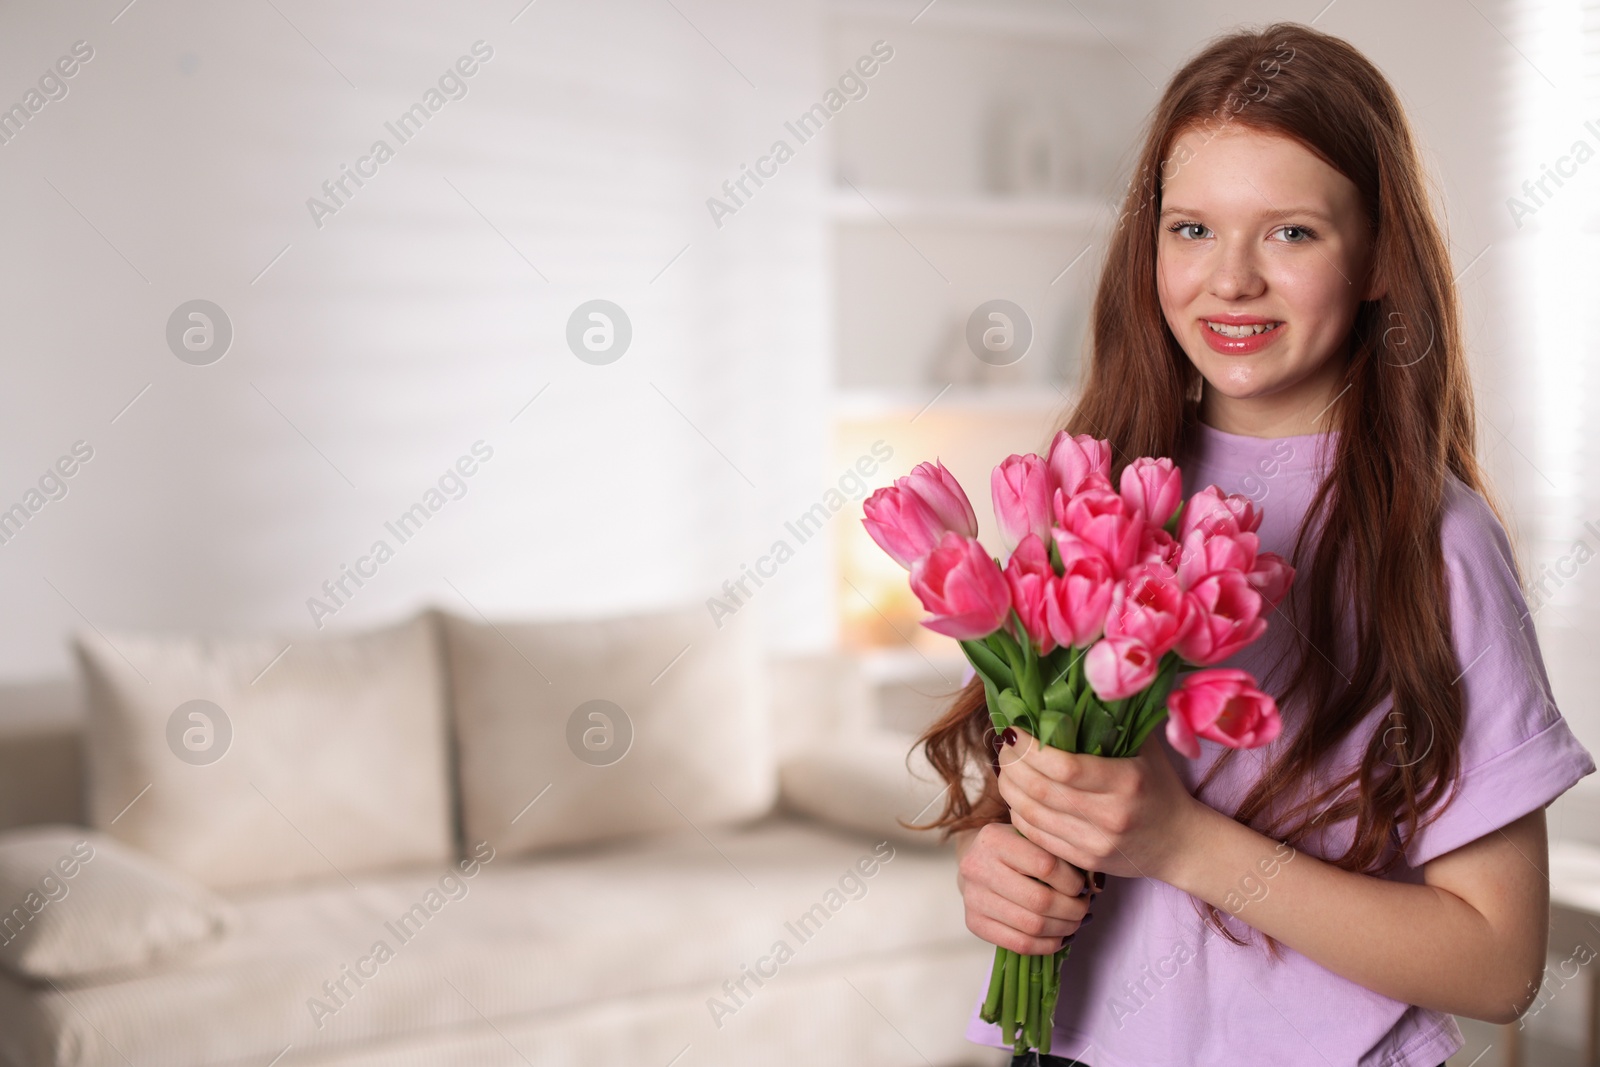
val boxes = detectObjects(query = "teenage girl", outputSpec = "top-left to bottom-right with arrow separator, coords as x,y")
909,21 -> 1596,1067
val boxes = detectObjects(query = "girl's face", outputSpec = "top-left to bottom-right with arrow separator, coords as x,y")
1155,123 -> 1383,436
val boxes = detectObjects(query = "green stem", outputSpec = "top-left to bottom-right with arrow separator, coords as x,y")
1030,952 -> 1044,1050
1001,948 -> 1017,1047
1040,950 -> 1061,1054
980,943 -> 1005,1023
1126,653 -> 1185,753
1021,951 -> 1034,1048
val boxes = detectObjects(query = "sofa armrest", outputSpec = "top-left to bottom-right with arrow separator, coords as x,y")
766,652 -> 873,763
778,728 -> 966,848
0,678 -> 85,832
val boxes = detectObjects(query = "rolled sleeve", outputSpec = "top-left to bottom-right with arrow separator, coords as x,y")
1401,479 -> 1596,869
1406,715 -> 1595,867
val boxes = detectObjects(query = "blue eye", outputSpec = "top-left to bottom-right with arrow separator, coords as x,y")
1276,225 -> 1316,242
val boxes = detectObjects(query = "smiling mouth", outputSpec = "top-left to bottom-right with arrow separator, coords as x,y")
1205,320 -> 1283,338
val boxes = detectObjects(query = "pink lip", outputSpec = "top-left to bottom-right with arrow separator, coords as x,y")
1203,313 -> 1279,325
1200,317 -> 1284,355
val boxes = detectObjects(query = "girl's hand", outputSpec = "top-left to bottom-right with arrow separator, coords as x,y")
956,821 -> 1097,956
996,725 -> 1205,884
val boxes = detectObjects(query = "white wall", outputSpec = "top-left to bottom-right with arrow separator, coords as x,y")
4,0 -> 1594,796
0,0 -> 832,675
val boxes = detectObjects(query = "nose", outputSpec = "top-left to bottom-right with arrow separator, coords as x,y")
1207,237 -> 1266,302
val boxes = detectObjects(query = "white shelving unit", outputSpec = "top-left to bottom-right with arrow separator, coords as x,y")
823,0 -> 1156,681
830,188 -> 1109,230
825,0 -> 1139,45
831,382 -> 1073,420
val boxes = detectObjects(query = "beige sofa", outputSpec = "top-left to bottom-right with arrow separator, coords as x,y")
0,605 -> 1004,1067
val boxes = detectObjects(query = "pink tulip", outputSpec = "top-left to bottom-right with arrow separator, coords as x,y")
1084,635 -> 1159,702
1044,538 -> 1116,648
1054,487 -> 1144,576
1004,533 -> 1056,654
1046,432 -> 1113,498
862,462 -> 979,570
1175,527 -> 1259,589
1137,524 -> 1180,575
1120,457 -> 1184,527
1076,470 -> 1114,495
991,454 -> 1053,554
910,531 -> 1012,640
1178,485 -> 1262,541
905,460 -> 978,540
1104,564 -> 1192,658
862,486 -> 947,570
1174,571 -> 1268,665
1247,551 -> 1295,608
1165,668 -> 1282,759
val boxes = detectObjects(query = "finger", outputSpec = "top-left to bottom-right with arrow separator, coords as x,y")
968,908 -> 1080,957
1015,737 -> 1116,794
994,821 -> 1093,900
999,752 -> 1097,832
976,823 -> 1089,917
1004,766 -> 1105,855
1011,808 -> 1099,878
968,881 -> 1085,945
1003,748 -> 1109,825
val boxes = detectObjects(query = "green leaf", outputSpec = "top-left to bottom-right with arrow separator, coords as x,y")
1164,500 -> 1184,537
1061,682 -> 1093,751
961,639 -> 1016,692
1126,653 -> 1185,752
996,688 -> 1030,733
988,628 -> 1025,681
1038,708 -> 1066,749
1081,699 -> 1115,756
1018,634 -> 1044,712
981,677 -> 1006,733
1042,645 -> 1075,690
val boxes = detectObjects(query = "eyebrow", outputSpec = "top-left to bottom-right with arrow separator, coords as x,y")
1159,204 -> 1338,223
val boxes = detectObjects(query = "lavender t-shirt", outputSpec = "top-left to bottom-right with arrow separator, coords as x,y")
963,421 -> 1597,1067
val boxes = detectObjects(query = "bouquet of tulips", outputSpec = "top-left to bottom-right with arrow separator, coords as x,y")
861,431 -> 1293,1056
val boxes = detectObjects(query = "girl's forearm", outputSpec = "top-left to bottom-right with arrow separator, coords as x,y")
1165,801 -> 1531,1023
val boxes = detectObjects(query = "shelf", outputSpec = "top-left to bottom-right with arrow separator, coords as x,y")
830,188 -> 1107,229
851,645 -> 968,685
833,383 -> 1074,420
825,0 -> 1135,45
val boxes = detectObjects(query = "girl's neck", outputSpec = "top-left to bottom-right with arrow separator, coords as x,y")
1198,354 -> 1348,438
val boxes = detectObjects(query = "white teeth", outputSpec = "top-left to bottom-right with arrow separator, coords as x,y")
1206,321 -> 1280,338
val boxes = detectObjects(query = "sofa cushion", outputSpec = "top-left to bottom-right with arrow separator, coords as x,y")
74,613 -> 454,891
0,814 -> 971,1067
0,826 -> 235,983
434,604 -> 775,858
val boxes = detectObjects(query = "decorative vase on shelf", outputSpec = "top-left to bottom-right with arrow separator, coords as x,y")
984,99 -> 1087,198
927,315 -> 987,388
925,308 -> 1049,392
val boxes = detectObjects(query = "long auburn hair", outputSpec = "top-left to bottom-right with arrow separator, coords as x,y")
905,21 -> 1512,958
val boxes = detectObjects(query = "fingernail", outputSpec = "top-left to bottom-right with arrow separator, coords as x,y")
1093,871 -> 1106,891
1082,911 -> 1096,926
1001,727 -> 1017,747
1061,934 -> 1075,947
